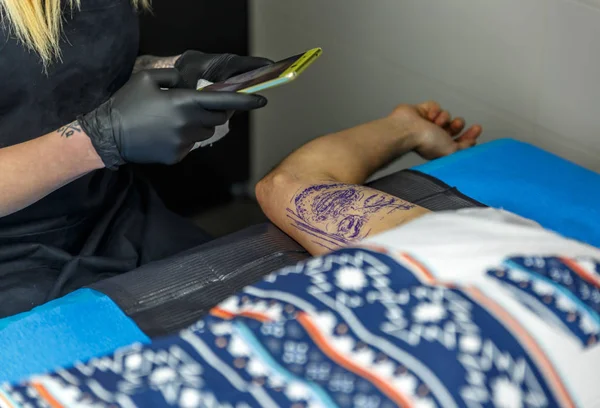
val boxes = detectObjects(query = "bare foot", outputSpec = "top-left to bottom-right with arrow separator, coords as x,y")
389,101 -> 483,160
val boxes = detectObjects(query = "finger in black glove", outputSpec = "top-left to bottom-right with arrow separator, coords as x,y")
174,51 -> 273,88
78,69 -> 267,168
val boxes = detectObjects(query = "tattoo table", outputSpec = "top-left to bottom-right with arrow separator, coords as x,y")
1,138 -> 598,383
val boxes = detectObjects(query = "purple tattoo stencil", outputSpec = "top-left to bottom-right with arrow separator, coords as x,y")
286,183 -> 415,249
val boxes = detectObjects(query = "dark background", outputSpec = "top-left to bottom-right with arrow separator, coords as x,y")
137,0 -> 251,215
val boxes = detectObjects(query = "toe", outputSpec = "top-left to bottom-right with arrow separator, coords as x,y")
435,110 -> 451,127
416,101 -> 441,120
448,117 -> 466,136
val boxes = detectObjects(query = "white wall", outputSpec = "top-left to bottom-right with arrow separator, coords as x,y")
249,0 -> 600,185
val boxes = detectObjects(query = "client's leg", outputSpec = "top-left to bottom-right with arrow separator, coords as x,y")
256,101 -> 482,255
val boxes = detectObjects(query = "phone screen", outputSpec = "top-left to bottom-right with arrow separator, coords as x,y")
200,53 -> 304,92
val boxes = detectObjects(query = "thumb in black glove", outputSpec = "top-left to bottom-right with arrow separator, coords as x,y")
78,69 -> 267,168
174,51 -> 273,89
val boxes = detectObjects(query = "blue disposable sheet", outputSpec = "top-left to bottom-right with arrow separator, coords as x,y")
0,289 -> 149,383
415,139 -> 600,247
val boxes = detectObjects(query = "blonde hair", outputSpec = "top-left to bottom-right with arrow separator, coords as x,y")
0,0 -> 150,66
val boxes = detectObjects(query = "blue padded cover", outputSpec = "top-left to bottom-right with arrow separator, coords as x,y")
0,289 -> 149,383
414,139 -> 600,247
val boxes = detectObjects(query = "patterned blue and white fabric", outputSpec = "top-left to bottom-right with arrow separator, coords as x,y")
3,209 -> 600,407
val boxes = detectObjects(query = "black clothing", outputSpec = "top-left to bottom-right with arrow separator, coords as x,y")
0,0 -> 210,317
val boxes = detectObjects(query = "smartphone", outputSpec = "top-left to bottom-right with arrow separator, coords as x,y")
198,48 -> 323,94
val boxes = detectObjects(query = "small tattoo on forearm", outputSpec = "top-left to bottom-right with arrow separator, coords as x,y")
286,183 -> 416,250
57,121 -> 82,138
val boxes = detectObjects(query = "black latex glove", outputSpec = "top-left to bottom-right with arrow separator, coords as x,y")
78,69 -> 267,168
174,51 -> 273,88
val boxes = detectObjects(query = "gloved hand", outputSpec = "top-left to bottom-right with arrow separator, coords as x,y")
174,51 -> 273,88
78,69 -> 267,168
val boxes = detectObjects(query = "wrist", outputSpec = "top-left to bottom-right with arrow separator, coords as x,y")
56,122 -> 105,172
74,131 -> 105,171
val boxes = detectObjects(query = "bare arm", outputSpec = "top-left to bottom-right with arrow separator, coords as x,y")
0,121 -> 104,217
256,102 -> 482,255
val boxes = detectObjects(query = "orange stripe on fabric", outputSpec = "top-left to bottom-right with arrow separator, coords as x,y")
210,307 -> 272,323
0,392 -> 15,408
466,287 -> 576,408
238,311 -> 272,323
31,383 -> 63,408
210,307 -> 235,320
398,253 -> 436,284
560,257 -> 600,289
297,312 -> 413,407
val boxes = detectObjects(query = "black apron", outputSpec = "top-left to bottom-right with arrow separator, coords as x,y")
0,0 -> 211,317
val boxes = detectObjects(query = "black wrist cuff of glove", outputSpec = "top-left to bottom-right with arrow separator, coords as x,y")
77,100 -> 125,170
173,50 -> 200,68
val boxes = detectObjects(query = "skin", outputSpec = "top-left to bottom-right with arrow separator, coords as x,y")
0,53 -> 255,219
286,184 -> 418,251
256,101 -> 483,255
0,123 -> 103,217
0,55 -> 180,218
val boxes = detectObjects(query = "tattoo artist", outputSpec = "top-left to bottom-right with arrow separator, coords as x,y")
0,0 -> 272,317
